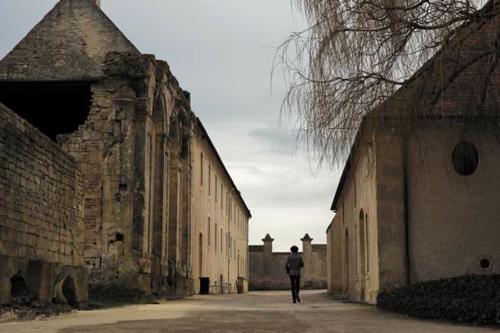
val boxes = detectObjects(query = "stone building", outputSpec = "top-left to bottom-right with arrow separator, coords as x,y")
0,0 -> 250,300
326,0 -> 500,304
249,234 -> 326,290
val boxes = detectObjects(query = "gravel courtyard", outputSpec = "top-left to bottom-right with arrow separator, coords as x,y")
0,290 -> 497,333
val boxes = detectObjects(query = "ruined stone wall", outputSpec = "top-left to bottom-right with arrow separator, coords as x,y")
0,0 -> 250,301
58,52 -> 195,297
60,77 -> 139,287
249,236 -> 327,291
0,103 -> 87,305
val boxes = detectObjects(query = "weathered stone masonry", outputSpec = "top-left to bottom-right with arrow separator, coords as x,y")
0,103 -> 87,305
0,0 -> 251,300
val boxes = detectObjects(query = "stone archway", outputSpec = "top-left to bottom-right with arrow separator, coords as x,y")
53,275 -> 78,307
62,276 -> 77,306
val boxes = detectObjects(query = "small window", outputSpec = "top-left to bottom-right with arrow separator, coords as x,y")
208,165 -> 211,196
215,176 -> 218,202
208,217 -> 211,246
452,142 -> 479,176
200,153 -> 204,185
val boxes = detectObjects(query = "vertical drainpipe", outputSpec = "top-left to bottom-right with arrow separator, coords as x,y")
402,134 -> 411,286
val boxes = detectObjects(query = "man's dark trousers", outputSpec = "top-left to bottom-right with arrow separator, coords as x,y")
289,275 -> 300,302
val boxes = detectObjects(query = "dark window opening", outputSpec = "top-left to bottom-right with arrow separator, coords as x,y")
452,142 -> 479,176
480,258 -> 491,269
0,81 -> 92,141
10,273 -> 31,304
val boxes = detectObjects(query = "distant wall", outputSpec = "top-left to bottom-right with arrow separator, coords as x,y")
0,103 -> 87,305
249,235 -> 327,291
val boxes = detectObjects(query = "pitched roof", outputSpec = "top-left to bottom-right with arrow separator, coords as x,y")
0,0 -> 140,81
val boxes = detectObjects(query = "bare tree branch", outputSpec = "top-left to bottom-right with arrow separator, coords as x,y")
276,0 -> 495,166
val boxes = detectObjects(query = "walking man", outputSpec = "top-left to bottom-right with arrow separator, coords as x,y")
285,245 -> 304,303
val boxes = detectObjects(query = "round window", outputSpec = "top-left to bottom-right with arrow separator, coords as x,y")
452,142 -> 479,176
480,258 -> 490,269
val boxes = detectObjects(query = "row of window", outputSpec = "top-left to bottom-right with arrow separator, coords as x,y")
200,152 -> 247,230
207,218 -> 242,259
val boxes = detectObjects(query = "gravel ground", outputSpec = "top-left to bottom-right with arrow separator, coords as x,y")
0,290 -> 497,333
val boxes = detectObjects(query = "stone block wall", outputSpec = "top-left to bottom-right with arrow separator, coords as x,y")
0,103 -> 87,305
249,234 -> 327,291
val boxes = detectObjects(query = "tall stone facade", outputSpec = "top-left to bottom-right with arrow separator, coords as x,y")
326,0 -> 500,304
0,0 -> 250,300
249,234 -> 326,290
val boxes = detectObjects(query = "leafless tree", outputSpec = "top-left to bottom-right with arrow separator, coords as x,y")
277,0 -> 493,165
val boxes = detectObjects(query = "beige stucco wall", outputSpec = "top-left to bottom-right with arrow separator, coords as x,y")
190,130 -> 250,294
407,122 -> 500,282
330,119 -> 500,304
328,129 -> 380,304
326,218 -> 343,295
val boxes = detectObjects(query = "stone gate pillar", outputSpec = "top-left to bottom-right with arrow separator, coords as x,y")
262,234 -> 274,273
301,234 -> 313,287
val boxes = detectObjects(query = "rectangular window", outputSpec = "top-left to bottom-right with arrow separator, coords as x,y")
215,176 -> 218,202
208,217 -> 211,246
200,153 -> 204,186
215,223 -> 218,252
208,165 -> 211,196
221,229 -> 223,253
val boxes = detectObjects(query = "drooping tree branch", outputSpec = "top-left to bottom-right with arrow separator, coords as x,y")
276,0 -> 494,165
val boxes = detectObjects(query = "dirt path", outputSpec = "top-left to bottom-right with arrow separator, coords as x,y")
0,290 -> 496,333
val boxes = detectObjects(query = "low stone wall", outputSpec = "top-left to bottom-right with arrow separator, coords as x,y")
249,235 -> 327,291
0,103 -> 87,305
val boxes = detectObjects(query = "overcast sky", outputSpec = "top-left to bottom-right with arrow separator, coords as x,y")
0,0 -> 342,251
